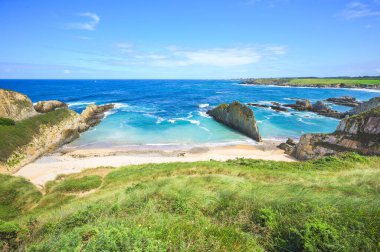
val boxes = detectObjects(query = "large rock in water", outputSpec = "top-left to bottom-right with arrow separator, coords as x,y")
34,100 -> 68,113
207,101 -> 262,142
0,89 -> 38,120
293,107 -> 380,160
81,104 -> 115,127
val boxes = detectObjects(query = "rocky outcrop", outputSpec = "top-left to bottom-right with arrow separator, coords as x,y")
293,107 -> 380,160
247,102 -> 288,112
207,101 -> 262,142
5,110 -> 88,170
284,99 -> 312,111
326,96 -> 360,107
0,89 -> 38,120
81,104 -> 115,127
277,138 -> 296,155
346,97 -> 380,115
34,100 -> 68,113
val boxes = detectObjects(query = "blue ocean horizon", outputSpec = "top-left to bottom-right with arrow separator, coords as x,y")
1,79 -> 379,148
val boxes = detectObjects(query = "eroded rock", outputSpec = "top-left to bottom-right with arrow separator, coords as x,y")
207,101 -> 262,142
34,100 -> 68,113
326,96 -> 360,107
0,89 -> 38,120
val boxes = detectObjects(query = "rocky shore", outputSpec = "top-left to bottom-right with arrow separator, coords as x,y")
0,89 -> 114,172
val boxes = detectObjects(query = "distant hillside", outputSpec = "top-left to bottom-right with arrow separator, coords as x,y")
240,77 -> 380,89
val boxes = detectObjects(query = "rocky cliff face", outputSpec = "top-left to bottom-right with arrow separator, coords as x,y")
0,89 -> 38,120
293,107 -> 380,160
346,97 -> 380,115
0,89 -> 115,171
34,100 -> 68,113
5,110 -> 88,170
207,101 -> 262,142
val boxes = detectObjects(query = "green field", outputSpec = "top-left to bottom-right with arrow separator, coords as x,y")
0,109 -> 72,164
242,77 -> 380,88
1,153 -> 379,251
288,78 -> 380,86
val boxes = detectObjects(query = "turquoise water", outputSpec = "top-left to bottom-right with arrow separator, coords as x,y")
1,79 -> 378,147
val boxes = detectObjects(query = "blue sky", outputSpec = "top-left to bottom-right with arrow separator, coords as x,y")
0,0 -> 380,79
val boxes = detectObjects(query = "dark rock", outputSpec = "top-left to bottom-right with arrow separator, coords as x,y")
293,107 -> 380,160
346,97 -> 380,115
277,142 -> 294,155
81,104 -> 115,128
326,96 -> 360,107
284,99 -> 312,111
286,138 -> 296,146
247,103 -> 270,108
207,101 -> 262,142
34,100 -> 68,113
270,105 -> 288,112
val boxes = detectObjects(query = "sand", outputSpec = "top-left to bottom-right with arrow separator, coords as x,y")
15,141 -> 295,187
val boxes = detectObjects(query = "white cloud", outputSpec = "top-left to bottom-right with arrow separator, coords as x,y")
116,43 -> 134,53
66,12 -> 100,31
341,2 -> 380,19
63,69 -> 71,74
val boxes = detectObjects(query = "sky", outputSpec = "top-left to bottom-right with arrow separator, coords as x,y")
0,0 -> 380,79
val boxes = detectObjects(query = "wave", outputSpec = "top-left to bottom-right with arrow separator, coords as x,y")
198,103 -> 209,108
68,101 -> 94,107
198,111 -> 211,118
143,113 -> 165,124
297,118 -> 316,125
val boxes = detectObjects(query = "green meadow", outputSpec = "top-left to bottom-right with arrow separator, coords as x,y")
288,78 -> 380,87
1,153 -> 379,251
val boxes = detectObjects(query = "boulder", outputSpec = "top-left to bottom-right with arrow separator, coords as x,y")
34,100 -> 68,113
293,106 -> 380,160
346,97 -> 380,115
284,99 -> 312,111
326,96 -> 360,107
0,89 -> 38,121
81,104 -> 115,127
312,101 -> 331,112
207,101 -> 262,142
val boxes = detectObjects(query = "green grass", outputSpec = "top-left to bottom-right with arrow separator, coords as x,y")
0,118 -> 15,126
0,175 -> 42,220
288,78 -> 380,86
0,109 -> 72,163
49,175 -> 102,193
1,153 -> 380,251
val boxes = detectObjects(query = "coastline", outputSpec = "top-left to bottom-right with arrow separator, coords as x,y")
238,82 -> 380,91
15,140 -> 295,187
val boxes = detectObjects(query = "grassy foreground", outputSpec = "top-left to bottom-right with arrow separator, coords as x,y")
1,153 -> 380,251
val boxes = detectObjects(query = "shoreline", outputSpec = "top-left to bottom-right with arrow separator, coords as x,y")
238,83 -> 380,91
15,140 -> 295,187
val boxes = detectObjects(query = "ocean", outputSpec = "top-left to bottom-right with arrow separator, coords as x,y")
1,79 -> 379,148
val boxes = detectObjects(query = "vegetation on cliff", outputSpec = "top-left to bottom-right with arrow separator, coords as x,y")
1,154 -> 379,251
0,109 -> 72,163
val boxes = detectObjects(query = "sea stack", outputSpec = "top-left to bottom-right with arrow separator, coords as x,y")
207,101 -> 262,142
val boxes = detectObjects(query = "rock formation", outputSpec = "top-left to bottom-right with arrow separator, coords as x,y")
247,102 -> 288,112
207,101 -> 262,142
81,104 -> 115,127
0,89 -> 38,120
326,96 -> 360,107
277,138 -> 296,155
34,100 -> 68,113
284,99 -> 312,111
346,97 -> 380,115
284,99 -> 343,119
0,89 -> 115,171
293,107 -> 380,160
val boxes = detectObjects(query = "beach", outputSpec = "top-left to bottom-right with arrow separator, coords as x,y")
16,140 -> 294,186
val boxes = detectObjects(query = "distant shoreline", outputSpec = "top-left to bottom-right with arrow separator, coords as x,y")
239,77 -> 380,90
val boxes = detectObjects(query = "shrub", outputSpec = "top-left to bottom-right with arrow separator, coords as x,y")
52,176 -> 102,193
0,118 -> 15,126
0,221 -> 26,250
303,219 -> 341,252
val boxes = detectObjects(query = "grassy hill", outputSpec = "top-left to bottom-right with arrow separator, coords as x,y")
241,77 -> 380,88
1,153 -> 380,251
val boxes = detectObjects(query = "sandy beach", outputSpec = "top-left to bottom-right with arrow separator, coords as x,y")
15,141 -> 295,187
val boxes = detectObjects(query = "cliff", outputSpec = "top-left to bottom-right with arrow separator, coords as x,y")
293,107 -> 380,160
0,89 -> 38,121
207,101 -> 262,142
0,89 -> 114,172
